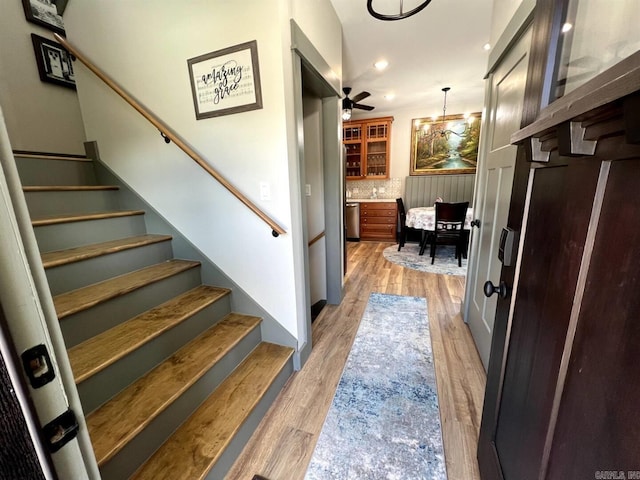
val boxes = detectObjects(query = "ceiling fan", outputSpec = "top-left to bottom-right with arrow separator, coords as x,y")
342,87 -> 374,120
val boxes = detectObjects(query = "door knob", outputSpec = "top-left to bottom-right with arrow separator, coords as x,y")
484,280 -> 509,299
471,219 -> 481,228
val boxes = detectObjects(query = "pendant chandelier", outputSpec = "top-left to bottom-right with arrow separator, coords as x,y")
421,87 -> 475,139
367,0 -> 433,21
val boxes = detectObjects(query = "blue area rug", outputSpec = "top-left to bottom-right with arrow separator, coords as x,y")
306,293 -> 447,480
383,244 -> 467,276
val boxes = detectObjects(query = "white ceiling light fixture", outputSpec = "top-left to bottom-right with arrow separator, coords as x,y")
342,88 -> 353,120
367,0 -> 433,21
374,59 -> 389,70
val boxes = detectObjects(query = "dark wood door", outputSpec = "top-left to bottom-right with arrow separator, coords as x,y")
545,158 -> 640,478
478,0 -> 640,476
0,305 -> 47,480
478,78 -> 640,480
493,161 -> 600,479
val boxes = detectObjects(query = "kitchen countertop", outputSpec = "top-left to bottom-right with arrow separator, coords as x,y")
345,199 -> 396,203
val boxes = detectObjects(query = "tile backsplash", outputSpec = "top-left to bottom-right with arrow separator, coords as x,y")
346,178 -> 402,200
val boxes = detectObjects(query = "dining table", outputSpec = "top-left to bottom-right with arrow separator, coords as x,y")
405,206 -> 474,255
405,206 -> 474,231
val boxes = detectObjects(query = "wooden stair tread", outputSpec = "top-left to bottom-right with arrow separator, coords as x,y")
32,210 -> 145,227
131,342 -> 293,480
87,313 -> 263,465
23,185 -> 119,191
69,285 -> 231,383
53,260 -> 200,319
41,234 -> 173,268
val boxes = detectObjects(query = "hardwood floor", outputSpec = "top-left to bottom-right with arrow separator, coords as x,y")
227,241 -> 486,480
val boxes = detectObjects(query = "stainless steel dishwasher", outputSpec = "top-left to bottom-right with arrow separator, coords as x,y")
346,202 -> 360,241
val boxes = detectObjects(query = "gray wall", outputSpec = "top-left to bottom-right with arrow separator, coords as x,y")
65,0 -> 342,345
0,2 -> 85,154
403,174 -> 475,210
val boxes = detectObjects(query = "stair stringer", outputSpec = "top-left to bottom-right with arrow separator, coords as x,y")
85,141 -> 300,361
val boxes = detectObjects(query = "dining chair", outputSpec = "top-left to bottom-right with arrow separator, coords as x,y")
396,198 -> 422,251
423,201 -> 469,266
396,198 -> 407,251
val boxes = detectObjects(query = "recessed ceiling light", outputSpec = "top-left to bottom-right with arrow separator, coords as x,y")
384,93 -> 395,101
561,23 -> 573,33
374,60 -> 389,71
483,43 -> 491,51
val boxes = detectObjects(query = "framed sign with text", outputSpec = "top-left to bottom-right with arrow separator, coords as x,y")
187,40 -> 263,120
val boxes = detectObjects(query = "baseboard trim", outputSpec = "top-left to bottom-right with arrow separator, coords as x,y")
12,149 -> 88,159
311,300 -> 327,323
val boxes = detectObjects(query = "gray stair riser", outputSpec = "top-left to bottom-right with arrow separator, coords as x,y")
206,354 -> 294,480
60,267 -> 202,347
78,295 -> 232,413
99,327 -> 263,480
45,241 -> 174,296
34,215 -> 147,252
15,158 -> 97,186
24,190 -> 121,218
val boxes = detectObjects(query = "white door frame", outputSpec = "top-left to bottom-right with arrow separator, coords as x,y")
464,0 -> 535,368
290,20 -> 344,368
0,106 -> 98,478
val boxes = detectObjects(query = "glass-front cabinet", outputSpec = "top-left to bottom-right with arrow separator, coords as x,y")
343,123 -> 363,178
549,0 -> 640,103
343,117 -> 393,180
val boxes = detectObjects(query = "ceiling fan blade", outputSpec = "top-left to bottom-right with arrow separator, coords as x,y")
353,103 -> 374,111
351,91 -> 370,103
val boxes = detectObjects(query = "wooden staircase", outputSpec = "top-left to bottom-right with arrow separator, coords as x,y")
15,152 -> 294,479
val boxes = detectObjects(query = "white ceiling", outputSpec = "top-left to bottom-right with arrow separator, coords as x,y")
328,0 -> 494,117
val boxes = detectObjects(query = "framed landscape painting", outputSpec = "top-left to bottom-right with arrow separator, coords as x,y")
410,113 -> 481,175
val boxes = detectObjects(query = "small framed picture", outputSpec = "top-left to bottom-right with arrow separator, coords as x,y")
22,0 -> 65,35
187,40 -> 263,120
53,0 -> 68,15
31,34 -> 75,90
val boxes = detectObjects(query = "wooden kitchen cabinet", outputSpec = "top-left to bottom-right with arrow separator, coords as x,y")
343,122 -> 363,179
359,202 -> 397,241
343,117 -> 393,180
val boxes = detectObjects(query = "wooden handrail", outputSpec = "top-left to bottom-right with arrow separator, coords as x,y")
308,231 -> 326,247
54,34 -> 286,237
